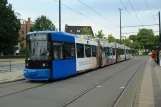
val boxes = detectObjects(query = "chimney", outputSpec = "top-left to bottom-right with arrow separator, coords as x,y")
28,17 -> 31,24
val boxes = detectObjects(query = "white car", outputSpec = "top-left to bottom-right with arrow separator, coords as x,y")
148,52 -> 152,56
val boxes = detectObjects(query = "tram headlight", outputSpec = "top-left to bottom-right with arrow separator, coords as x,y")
26,63 -> 28,67
43,63 -> 46,67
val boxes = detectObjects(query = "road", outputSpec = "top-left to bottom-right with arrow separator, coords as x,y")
0,56 -> 148,107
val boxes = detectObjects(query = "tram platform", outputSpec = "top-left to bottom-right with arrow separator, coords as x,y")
133,58 -> 161,107
0,70 -> 24,84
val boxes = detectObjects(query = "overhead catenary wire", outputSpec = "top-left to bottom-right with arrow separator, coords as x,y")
122,31 -> 159,34
127,0 -> 142,25
120,0 -> 132,17
120,0 -> 139,29
78,0 -> 118,27
52,0 -> 110,29
122,23 -> 159,28
144,0 -> 156,20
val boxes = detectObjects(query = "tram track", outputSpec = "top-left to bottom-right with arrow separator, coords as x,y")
0,80 -> 50,98
59,59 -> 141,107
0,58 -> 145,107
0,60 -> 133,99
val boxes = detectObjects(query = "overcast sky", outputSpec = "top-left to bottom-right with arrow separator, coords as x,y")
9,0 -> 161,39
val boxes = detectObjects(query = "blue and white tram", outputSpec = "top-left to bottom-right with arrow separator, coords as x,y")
24,31 -> 98,80
24,31 -> 132,81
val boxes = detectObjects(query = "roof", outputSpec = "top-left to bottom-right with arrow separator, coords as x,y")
65,24 -> 94,36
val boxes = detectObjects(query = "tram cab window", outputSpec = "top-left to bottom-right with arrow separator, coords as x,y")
92,45 -> 97,57
85,45 -> 91,57
64,43 -> 75,59
53,42 -> 63,60
77,44 -> 84,58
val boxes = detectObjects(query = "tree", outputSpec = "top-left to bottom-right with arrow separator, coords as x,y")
134,40 -> 141,49
30,15 -> 56,31
122,38 -> 132,47
81,27 -> 92,36
95,30 -> 104,39
137,28 -> 155,51
129,35 -> 137,42
107,34 -> 116,42
0,0 -> 20,55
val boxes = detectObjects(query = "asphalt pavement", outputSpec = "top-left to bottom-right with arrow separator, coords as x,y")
0,56 -> 148,107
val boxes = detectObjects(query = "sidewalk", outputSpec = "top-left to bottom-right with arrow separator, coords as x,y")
0,70 -> 25,83
0,58 -> 25,66
133,58 -> 161,107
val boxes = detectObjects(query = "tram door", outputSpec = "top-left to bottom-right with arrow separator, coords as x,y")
116,48 -> 119,63
97,44 -> 103,67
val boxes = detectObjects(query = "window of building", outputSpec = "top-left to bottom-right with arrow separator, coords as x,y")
21,31 -> 24,35
53,42 -> 63,60
64,43 -> 75,59
85,45 -> 91,57
92,45 -> 97,57
77,30 -> 80,33
77,44 -> 84,58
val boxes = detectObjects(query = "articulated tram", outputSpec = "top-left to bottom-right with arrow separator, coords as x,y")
24,31 -> 132,81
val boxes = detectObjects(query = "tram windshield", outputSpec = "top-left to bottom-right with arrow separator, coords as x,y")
26,34 -> 50,60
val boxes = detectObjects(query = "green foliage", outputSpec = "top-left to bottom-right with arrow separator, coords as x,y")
134,40 -> 140,49
107,34 -> 116,42
154,35 -> 159,43
81,27 -> 92,36
137,28 -> 155,51
0,0 -> 20,54
129,35 -> 137,42
95,30 -> 104,39
122,38 -> 132,47
116,39 -> 120,43
31,15 -> 56,31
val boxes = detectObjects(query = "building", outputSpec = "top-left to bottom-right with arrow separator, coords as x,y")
19,17 -> 33,48
65,24 -> 94,36
15,18 -> 33,55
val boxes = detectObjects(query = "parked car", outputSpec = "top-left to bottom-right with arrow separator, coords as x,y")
148,52 -> 152,56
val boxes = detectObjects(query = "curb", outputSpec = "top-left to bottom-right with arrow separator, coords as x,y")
0,78 -> 25,84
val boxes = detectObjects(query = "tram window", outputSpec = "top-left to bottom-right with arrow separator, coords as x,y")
112,48 -> 115,55
119,49 -> 121,55
127,50 -> 129,54
92,45 -> 97,57
53,42 -> 63,60
85,45 -> 91,57
77,44 -> 84,58
105,47 -> 110,56
122,49 -> 124,55
110,48 -> 113,55
64,43 -> 75,59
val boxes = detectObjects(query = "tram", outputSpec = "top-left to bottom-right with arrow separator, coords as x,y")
24,31 -> 131,80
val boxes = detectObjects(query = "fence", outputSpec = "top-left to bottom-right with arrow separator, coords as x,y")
0,61 -> 25,72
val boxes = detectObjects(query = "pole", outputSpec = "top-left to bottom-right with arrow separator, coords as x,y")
157,11 -> 161,65
133,40 -> 134,57
159,11 -> 161,42
59,0 -> 61,31
119,8 -> 122,44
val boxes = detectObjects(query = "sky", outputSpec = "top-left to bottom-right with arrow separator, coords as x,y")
8,0 -> 161,39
